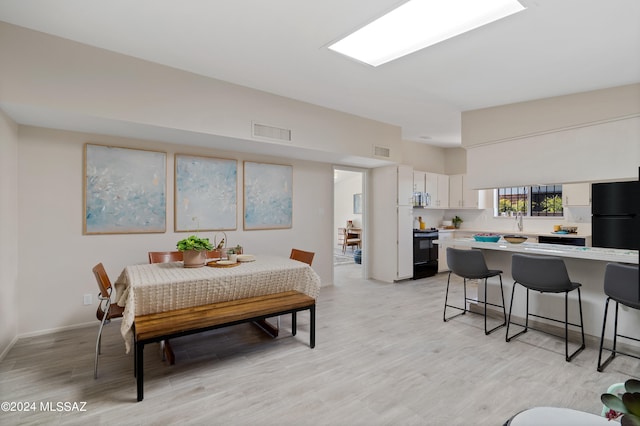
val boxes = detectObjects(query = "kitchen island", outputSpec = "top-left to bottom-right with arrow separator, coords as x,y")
434,238 -> 639,348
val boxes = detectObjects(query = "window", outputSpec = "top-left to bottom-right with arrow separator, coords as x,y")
496,185 -> 563,217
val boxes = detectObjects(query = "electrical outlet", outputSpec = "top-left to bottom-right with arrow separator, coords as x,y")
83,294 -> 92,305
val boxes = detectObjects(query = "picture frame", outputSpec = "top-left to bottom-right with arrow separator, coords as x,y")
243,161 -> 293,230
84,143 -> 166,234
175,154 -> 237,232
353,193 -> 362,214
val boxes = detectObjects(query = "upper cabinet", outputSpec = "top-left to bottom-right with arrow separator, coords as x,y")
563,183 -> 591,206
425,172 -> 449,209
449,174 -> 479,209
413,171 -> 426,193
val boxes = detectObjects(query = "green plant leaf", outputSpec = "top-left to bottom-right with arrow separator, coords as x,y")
623,393 -> 640,416
602,394 -> 629,414
176,235 -> 213,251
627,380 -> 640,393
621,413 -> 640,426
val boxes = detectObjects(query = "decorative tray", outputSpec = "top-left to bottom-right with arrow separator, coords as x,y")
207,260 -> 241,268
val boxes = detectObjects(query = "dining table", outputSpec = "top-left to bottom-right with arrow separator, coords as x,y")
114,254 -> 321,353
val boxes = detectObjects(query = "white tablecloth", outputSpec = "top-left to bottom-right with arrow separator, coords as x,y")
114,255 -> 321,352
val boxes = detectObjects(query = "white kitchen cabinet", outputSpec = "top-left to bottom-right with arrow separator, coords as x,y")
563,183 -> 591,206
449,174 -> 479,209
413,171 -> 426,193
371,165 -> 414,282
425,172 -> 449,209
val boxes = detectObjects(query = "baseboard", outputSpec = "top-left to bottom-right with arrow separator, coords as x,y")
0,335 -> 20,362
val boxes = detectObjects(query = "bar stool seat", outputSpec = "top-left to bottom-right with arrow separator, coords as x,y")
443,247 -> 506,335
597,262 -> 640,372
506,254 -> 585,362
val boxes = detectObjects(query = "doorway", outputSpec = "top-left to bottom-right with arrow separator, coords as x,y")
333,167 -> 366,281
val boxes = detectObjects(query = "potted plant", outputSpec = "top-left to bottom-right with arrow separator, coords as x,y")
452,216 -> 463,229
177,235 -> 213,268
601,378 -> 640,425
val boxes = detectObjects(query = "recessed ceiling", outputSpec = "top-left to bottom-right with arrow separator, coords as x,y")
0,0 -> 639,148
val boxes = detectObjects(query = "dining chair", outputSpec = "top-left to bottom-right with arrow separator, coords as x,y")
262,248 -> 316,334
148,251 -> 181,364
443,247 -> 506,335
206,249 -> 223,259
148,251 -> 183,264
597,262 -> 640,372
506,254 -> 585,362
290,248 -> 315,266
93,262 -> 124,379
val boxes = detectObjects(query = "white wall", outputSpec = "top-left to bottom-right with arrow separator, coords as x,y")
0,109 -> 19,358
401,140 -> 447,173
15,126 -> 334,336
0,21 -> 402,166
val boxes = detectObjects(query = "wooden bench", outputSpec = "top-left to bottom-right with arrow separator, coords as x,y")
133,290 -> 316,401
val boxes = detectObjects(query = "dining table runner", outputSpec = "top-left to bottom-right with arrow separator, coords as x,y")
114,255 -> 321,352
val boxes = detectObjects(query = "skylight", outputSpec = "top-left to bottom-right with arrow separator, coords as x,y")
328,0 -> 526,66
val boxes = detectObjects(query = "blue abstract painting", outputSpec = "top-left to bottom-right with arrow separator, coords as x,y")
244,162 -> 292,230
175,155 -> 237,231
84,144 -> 166,234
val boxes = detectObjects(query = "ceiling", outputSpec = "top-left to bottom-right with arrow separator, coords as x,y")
1,0 -> 639,148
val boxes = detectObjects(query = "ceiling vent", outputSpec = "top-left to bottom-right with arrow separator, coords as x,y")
373,145 -> 391,158
252,122 -> 292,142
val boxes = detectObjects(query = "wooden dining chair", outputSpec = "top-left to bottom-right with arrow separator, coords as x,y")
93,263 -> 124,379
148,251 -> 183,264
290,248 -> 315,266
147,251 -> 182,364
259,248 -> 317,334
206,249 -> 223,259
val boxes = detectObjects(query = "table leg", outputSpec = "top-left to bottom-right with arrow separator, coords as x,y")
292,312 -> 297,335
310,305 -> 316,349
252,319 -> 279,338
163,340 -> 176,365
136,341 -> 144,401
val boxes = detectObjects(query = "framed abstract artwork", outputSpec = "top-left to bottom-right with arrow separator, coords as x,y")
84,143 -> 166,234
243,161 -> 293,230
353,193 -> 362,214
175,154 -> 237,231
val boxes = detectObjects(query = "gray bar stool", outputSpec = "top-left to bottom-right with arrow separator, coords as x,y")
443,247 -> 506,335
506,254 -> 585,362
597,262 -> 640,372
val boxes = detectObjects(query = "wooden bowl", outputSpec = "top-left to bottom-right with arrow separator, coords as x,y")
504,235 -> 528,244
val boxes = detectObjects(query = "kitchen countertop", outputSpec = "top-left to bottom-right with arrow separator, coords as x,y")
434,238 -> 638,264
436,228 -> 591,238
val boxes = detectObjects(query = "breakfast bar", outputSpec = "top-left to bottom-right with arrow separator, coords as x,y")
434,238 -> 639,344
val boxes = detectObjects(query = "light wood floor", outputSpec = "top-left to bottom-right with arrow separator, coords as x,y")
2,264 -> 638,425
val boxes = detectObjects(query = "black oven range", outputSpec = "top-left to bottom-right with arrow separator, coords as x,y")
413,228 -> 439,279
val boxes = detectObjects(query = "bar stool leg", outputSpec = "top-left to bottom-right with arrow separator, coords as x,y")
565,288 -> 586,362
463,278 -> 468,314
597,297 -> 611,371
612,302 -> 619,356
506,284 -> 529,342
443,272 -> 467,322
483,276 -> 506,335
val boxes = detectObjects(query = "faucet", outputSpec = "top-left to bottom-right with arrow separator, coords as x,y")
515,211 -> 523,232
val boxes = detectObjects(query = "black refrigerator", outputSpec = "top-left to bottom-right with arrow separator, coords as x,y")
591,181 -> 640,250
